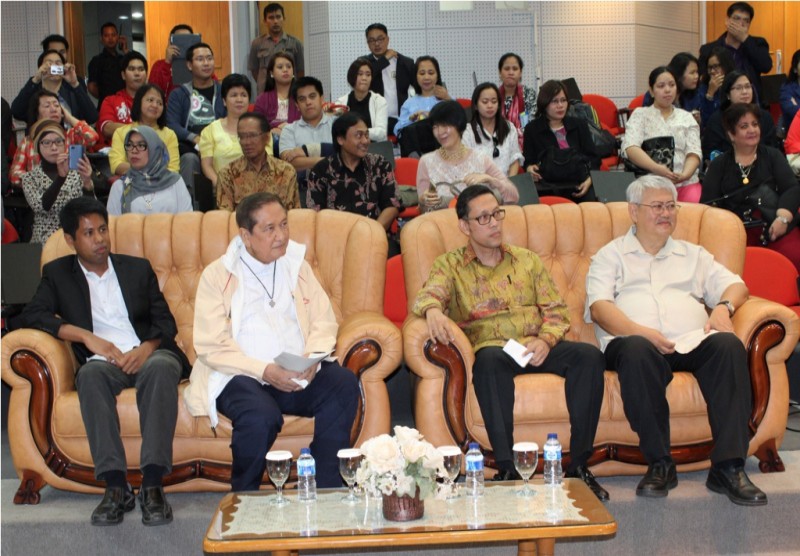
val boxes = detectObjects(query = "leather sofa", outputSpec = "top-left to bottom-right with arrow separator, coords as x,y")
1,209 -> 402,503
401,202 -> 798,476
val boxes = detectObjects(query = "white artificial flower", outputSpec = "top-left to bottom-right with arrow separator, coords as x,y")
362,434 -> 403,474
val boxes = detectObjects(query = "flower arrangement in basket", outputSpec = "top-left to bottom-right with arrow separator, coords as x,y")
356,426 -> 447,521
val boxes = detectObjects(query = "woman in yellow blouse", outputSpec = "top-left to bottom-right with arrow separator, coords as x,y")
109,84 -> 179,175
200,74 -> 265,189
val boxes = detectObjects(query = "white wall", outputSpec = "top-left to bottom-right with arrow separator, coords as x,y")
304,1 -> 702,108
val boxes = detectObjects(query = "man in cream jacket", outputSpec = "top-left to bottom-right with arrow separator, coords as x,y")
184,192 -> 359,491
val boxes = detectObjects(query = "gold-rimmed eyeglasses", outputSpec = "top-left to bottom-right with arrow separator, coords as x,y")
637,202 -> 680,214
466,208 -> 506,225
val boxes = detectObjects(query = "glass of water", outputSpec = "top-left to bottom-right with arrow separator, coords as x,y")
338,448 -> 363,505
512,442 -> 539,497
266,450 -> 293,507
438,445 -> 462,501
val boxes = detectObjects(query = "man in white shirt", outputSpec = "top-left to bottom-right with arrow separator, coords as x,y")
585,175 -> 766,506
22,197 -> 188,526
184,192 -> 359,491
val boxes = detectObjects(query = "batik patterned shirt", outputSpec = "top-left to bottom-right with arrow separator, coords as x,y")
412,243 -> 570,350
216,154 -> 300,211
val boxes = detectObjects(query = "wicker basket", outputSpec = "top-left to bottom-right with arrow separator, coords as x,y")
382,487 -> 424,521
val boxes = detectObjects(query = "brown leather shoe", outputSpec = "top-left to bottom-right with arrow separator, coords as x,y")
566,465 -> 609,501
636,460 -> 677,498
138,486 -> 173,526
706,466 -> 767,506
91,485 -> 135,526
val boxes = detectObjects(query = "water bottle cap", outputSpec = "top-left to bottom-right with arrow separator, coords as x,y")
547,433 -> 557,439
301,448 -> 311,455
468,442 -> 479,450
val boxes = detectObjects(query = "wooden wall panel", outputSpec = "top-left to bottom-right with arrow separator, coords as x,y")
144,1 -> 231,79
706,1 -> 799,73
257,1 -> 304,41
62,1 -> 86,75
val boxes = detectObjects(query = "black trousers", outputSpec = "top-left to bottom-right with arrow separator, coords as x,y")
75,350 -> 182,479
216,361 -> 359,492
472,341 -> 605,471
605,333 -> 751,465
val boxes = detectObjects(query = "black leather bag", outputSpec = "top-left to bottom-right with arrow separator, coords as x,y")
538,147 -> 591,183
623,136 -> 675,176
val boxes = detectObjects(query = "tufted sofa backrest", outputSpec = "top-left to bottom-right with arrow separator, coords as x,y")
41,209 -> 389,363
400,202 -> 746,345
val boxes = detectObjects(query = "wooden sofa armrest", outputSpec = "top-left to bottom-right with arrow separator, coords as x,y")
336,311 -> 403,445
2,329 -> 77,397
403,315 -> 474,448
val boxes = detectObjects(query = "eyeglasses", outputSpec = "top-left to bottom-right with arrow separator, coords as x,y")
238,132 -> 266,142
637,202 -> 680,214
466,208 -> 506,225
731,84 -> 752,92
367,36 -> 387,45
708,63 -> 722,72
124,142 -> 148,153
39,138 -> 65,148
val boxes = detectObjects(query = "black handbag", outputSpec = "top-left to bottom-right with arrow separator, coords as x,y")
538,147 -> 591,183
623,136 -> 675,176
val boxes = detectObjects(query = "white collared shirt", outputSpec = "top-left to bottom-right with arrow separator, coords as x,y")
585,227 -> 743,351
235,249 -> 305,364
383,56 -> 399,118
79,258 -> 141,360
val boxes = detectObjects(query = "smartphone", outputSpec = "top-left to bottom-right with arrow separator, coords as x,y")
69,144 -> 84,171
50,65 -> 64,75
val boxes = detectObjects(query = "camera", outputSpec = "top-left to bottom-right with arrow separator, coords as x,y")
50,65 -> 64,75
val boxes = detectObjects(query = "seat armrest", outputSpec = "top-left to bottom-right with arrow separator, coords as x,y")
2,328 -> 77,395
733,297 -> 800,362
403,316 -> 475,447
337,311 -> 403,445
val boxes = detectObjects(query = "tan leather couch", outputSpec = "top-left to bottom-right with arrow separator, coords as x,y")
1,209 -> 402,503
401,202 -> 798,476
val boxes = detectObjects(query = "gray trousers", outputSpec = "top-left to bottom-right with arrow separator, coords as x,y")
75,350 -> 182,478
179,152 -> 200,207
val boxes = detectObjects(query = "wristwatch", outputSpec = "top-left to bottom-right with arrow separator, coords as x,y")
777,216 -> 790,225
716,300 -> 735,317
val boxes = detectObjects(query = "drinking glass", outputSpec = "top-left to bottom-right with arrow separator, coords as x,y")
266,450 -> 293,507
338,448 -> 363,505
438,445 -> 462,501
512,442 -> 538,497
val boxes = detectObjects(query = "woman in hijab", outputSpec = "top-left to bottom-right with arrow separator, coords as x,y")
107,126 -> 192,215
21,119 -> 95,244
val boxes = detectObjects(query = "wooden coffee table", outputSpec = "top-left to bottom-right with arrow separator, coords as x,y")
204,479 -> 616,556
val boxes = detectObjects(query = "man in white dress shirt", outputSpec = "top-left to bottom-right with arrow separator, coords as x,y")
585,175 -> 766,506
184,192 -> 359,491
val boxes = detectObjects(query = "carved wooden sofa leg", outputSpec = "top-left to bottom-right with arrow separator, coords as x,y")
14,470 -> 46,504
754,438 -> 785,472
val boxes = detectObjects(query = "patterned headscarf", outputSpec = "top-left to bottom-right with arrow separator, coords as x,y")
120,126 -> 181,213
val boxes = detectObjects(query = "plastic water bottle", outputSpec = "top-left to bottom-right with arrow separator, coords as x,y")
465,442 -> 485,497
297,448 -> 317,503
543,433 -> 563,486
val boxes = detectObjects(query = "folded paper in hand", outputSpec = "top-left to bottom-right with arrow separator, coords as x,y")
275,351 -> 332,372
502,339 -> 533,368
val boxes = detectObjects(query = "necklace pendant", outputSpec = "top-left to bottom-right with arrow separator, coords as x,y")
269,299 -> 276,308
743,177 -> 749,185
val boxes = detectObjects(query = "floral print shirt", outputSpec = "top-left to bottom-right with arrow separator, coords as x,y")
306,153 -> 402,220
412,243 -> 570,350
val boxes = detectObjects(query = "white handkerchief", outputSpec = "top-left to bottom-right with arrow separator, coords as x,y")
503,339 -> 533,368
673,328 -> 717,354
291,378 -> 309,389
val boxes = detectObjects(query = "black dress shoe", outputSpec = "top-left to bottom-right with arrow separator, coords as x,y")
566,465 -> 609,501
492,469 -> 522,481
706,465 -> 767,506
636,460 -> 677,498
91,485 -> 135,526
138,486 -> 173,526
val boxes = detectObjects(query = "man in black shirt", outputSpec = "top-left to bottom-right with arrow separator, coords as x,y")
364,23 -> 415,136
87,22 -> 129,107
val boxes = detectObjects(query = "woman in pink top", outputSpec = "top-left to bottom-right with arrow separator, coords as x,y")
417,100 -> 519,212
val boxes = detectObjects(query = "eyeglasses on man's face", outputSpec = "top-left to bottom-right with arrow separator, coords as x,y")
637,201 -> 680,215
367,36 -> 386,45
466,208 -> 506,225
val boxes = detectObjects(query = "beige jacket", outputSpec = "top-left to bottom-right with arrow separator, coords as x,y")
183,237 -> 338,427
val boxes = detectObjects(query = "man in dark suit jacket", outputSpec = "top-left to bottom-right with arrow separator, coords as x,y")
365,23 -> 416,135
698,2 -> 772,105
22,197 -> 188,527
